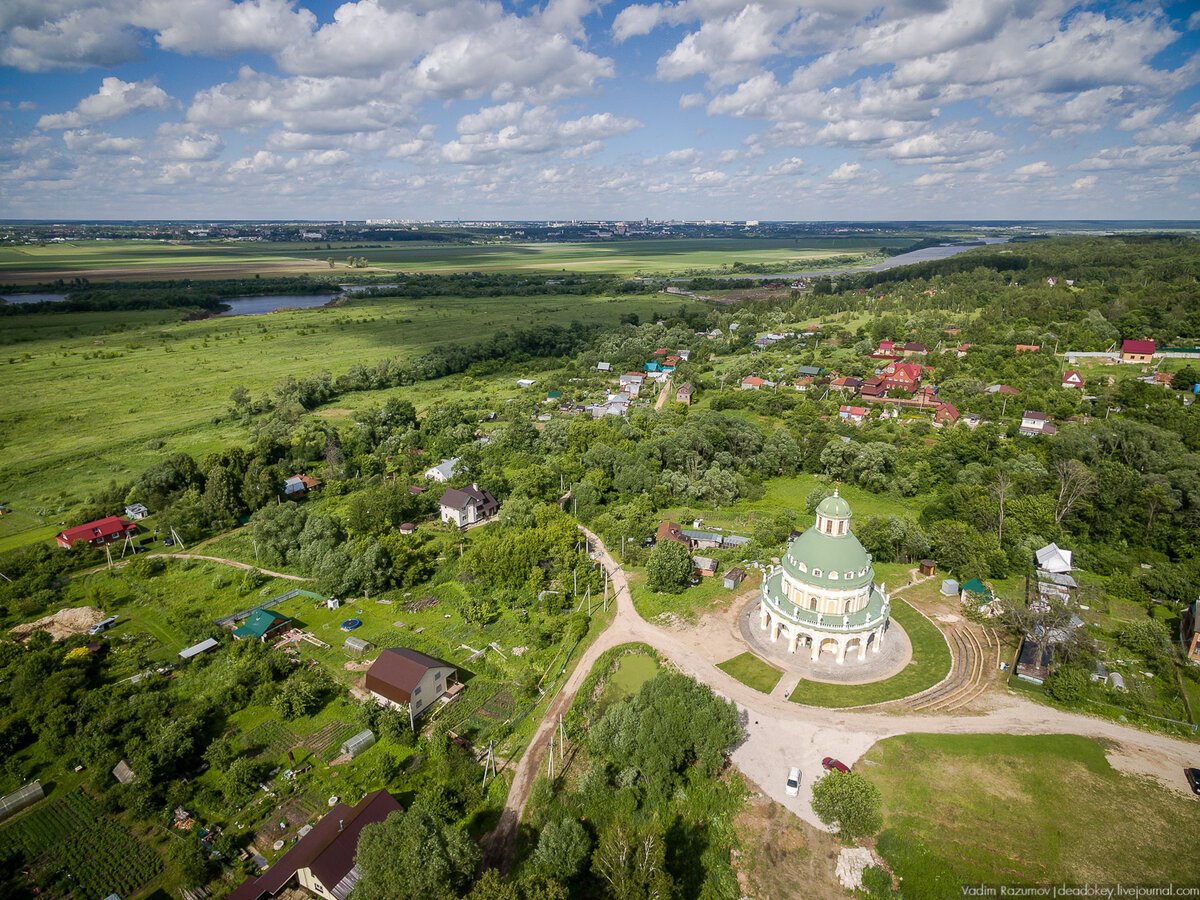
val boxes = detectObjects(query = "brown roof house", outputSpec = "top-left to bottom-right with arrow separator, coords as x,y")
438,484 -> 498,529
934,403 -> 959,426
365,648 -> 457,723
675,382 -> 694,405
228,789 -> 402,900
656,520 -> 688,546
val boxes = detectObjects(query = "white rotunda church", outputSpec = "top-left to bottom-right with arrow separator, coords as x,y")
759,490 -> 890,663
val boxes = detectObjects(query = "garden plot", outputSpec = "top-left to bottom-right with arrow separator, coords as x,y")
242,720 -> 300,760
0,789 -> 162,900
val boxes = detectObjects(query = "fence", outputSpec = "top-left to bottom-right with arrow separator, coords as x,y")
214,588 -> 325,625
1085,699 -> 1197,733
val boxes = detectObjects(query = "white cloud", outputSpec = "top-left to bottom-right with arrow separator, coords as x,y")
1071,175 -> 1098,191
442,105 -> 640,164
1013,161 -> 1053,177
827,162 -> 864,182
61,129 -> 143,153
767,156 -> 804,175
38,77 -> 171,129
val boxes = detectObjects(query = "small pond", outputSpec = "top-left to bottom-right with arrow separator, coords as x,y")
220,294 -> 338,315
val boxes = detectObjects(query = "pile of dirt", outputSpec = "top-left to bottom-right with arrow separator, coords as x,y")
10,607 -> 105,642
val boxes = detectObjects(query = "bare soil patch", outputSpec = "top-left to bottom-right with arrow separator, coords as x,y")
10,606 -> 105,641
734,793 -> 853,899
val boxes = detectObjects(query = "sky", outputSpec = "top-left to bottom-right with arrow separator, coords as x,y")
1,0 -> 1199,221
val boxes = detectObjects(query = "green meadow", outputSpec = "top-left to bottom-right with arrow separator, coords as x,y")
0,292 -> 673,518
0,236 -> 905,284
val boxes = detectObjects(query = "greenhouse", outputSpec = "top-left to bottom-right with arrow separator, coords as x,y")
341,729 -> 376,759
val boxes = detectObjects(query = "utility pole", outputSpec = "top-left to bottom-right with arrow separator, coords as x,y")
558,714 -> 565,761
482,741 -> 496,787
253,538 -> 260,563
548,735 -> 554,780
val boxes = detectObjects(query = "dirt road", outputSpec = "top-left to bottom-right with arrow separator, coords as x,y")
482,527 -> 1200,867
653,378 -> 672,410
80,552 -> 309,582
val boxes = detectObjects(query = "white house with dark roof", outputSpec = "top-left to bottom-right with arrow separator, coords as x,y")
438,484 -> 498,528
1019,411 -> 1056,436
365,648 -> 458,720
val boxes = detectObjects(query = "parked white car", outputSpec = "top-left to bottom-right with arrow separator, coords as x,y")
785,766 -> 801,797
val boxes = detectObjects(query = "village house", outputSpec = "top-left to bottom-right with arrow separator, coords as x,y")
56,516 -> 137,549
901,341 -> 927,357
438,484 -> 498,529
693,556 -> 719,578
914,384 -> 940,406
934,403 -> 959,426
740,376 -> 767,391
859,376 -> 885,398
1121,339 -> 1156,363
619,372 -> 645,396
985,384 -> 1019,396
227,790 -> 403,900
877,340 -> 896,353
591,392 -> 631,418
1015,344 -> 1041,353
365,647 -> 458,722
829,375 -> 860,392
880,361 -> 923,393
839,405 -> 868,425
284,474 -> 322,497
1062,370 -> 1084,389
596,361 -> 611,372
656,520 -> 688,546
124,503 -> 149,520
1019,411 -> 1056,436
232,609 -> 293,643
956,343 -> 972,357
676,382 -> 694,405
424,457 -> 461,482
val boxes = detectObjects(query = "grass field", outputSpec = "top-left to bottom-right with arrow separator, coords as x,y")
0,237 -> 900,284
787,597 -> 951,707
717,651 -> 783,693
866,733 -> 1200,891
0,291 -> 676,522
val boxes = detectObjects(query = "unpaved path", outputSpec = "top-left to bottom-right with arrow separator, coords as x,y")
653,377 -> 672,410
79,552 -> 309,582
482,527 -> 1200,870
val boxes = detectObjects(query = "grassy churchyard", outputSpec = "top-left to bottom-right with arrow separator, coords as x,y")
866,733 -> 1200,891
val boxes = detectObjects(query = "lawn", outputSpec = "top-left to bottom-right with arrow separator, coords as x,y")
717,651 -> 783,693
865,733 -> 1200,891
787,597 -> 951,707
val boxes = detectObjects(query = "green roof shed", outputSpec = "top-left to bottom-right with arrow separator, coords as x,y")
233,609 -> 292,642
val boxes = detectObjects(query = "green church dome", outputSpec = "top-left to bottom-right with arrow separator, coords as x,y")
781,527 -> 873,589
815,490 -> 852,519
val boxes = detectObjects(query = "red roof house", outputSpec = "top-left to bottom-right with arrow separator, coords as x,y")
1121,339 -> 1156,362
934,403 -> 959,425
1062,370 -> 1084,389
656,521 -> 687,545
859,376 -> 885,398
1015,344 -> 1041,353
839,405 -> 868,424
881,362 -> 923,393
877,340 -> 895,352
740,376 -> 766,390
228,790 -> 402,900
56,516 -> 137,549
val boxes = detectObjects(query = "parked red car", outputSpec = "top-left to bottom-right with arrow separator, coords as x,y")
822,757 -> 849,773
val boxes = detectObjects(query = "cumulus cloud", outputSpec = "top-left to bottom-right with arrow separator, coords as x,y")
1013,161 -> 1053,177
827,162 -> 864,182
61,129 -> 143,153
442,104 -> 640,164
38,77 -> 171,129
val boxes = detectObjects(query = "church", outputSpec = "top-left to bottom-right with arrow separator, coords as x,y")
759,490 -> 891,663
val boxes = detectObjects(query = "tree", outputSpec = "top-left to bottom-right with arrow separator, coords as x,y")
810,771 -> 883,840
1053,458 -> 1098,525
591,815 -> 673,900
533,817 -> 592,883
169,833 -> 211,889
1045,663 -> 1089,702
354,804 -> 480,900
645,539 -> 693,593
223,756 -> 266,803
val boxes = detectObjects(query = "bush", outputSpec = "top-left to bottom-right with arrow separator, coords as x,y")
1045,664 -> 1089,702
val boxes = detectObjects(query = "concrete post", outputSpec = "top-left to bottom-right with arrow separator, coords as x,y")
760,603 -> 769,630
788,630 -> 798,654
770,619 -> 780,642
836,639 -> 847,664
